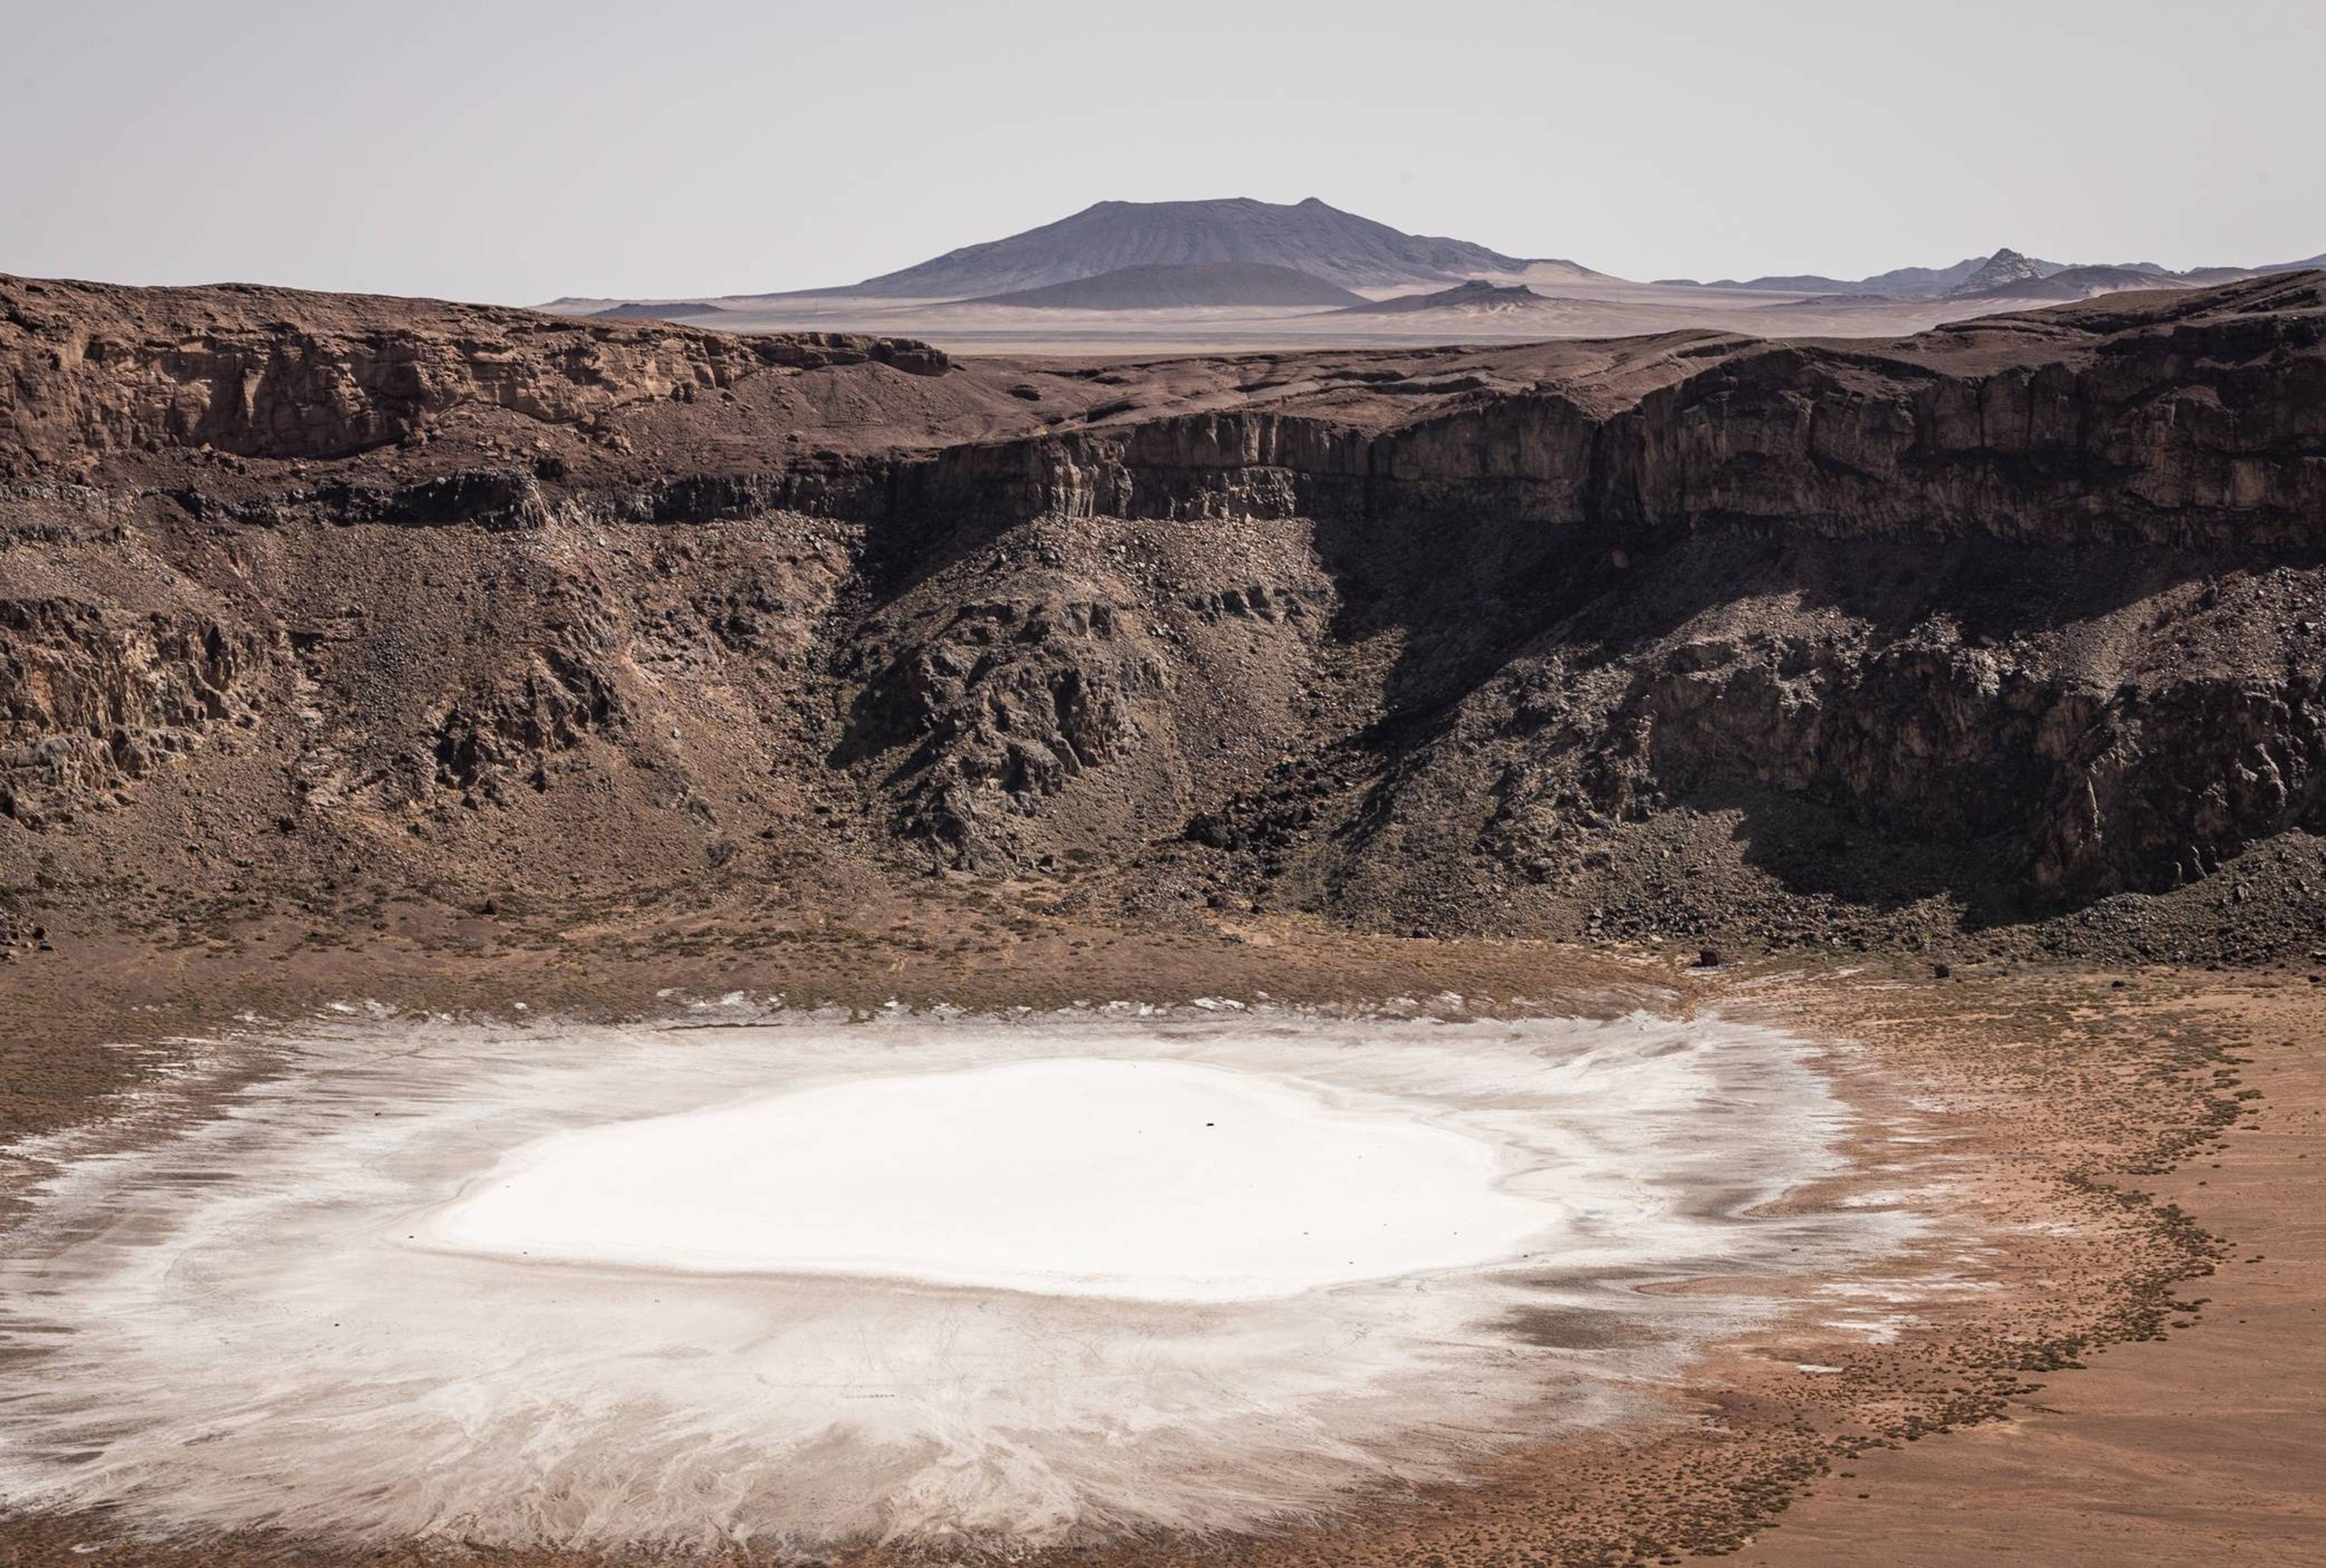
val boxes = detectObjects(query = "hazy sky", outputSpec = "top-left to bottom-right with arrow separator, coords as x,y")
7,0 -> 2320,303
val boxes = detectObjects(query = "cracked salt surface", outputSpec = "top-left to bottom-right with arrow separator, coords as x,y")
0,1008 -> 1913,1553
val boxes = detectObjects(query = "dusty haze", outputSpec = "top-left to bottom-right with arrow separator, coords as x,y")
6,0 -> 2323,302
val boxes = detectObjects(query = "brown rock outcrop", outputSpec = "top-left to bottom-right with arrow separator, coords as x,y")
3,270 -> 2324,957
0,274 -> 946,472
0,597 -> 262,828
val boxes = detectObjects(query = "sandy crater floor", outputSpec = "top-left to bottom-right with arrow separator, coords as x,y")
0,924 -> 2316,1567
0,1010 -> 1920,1555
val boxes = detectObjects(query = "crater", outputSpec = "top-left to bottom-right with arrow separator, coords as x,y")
0,1009 -> 1913,1554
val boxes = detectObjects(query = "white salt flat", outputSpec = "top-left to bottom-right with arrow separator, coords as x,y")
0,1013 -> 1891,1552
418,1057 -> 1552,1300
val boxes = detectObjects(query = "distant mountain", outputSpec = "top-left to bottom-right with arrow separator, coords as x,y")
1703,254 -> 2064,297
1334,280 -> 1551,316
2175,256 -> 2325,286
1711,272 -> 1866,294
545,227 -> 2324,326
589,301 -> 732,322
1859,257 -> 2015,294
810,197 -> 1588,299
963,262 -> 1365,311
1948,248 -> 2052,296
1692,246 -> 2326,301
1953,263 -> 2190,302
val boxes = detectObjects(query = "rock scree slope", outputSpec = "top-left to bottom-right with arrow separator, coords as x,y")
4,268 -> 2326,959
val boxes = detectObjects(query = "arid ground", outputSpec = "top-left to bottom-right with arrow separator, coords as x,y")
2,266 -> 2323,1563
1,903 -> 2321,1566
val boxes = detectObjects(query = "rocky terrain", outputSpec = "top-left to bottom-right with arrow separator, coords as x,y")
5,268 -> 2326,963
4,264 -> 2325,1568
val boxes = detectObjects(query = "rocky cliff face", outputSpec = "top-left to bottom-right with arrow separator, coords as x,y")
0,593 -> 262,829
0,276 -> 946,473
895,279 -> 2325,551
4,271 -> 2324,958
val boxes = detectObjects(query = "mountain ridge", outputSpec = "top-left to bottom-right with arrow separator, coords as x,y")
543,207 -> 2322,332
1673,245 -> 2324,299
745,196 -> 1583,300
960,262 -> 1366,311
